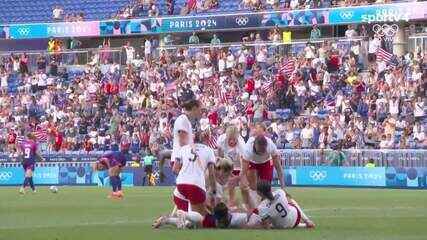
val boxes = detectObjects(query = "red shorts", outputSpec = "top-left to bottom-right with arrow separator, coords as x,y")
176,184 -> 206,205
202,214 -> 216,228
232,170 -> 241,176
173,195 -> 189,212
248,160 -> 273,182
289,203 -> 302,228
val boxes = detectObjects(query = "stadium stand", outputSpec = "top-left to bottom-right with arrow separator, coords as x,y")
0,0 -> 414,23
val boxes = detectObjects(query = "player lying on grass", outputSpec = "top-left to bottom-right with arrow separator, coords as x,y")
92,147 -> 129,199
245,181 -> 315,229
154,181 -> 315,230
18,133 -> 45,194
152,203 -> 248,229
155,157 -> 235,229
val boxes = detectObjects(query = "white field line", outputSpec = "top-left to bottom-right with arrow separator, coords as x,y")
304,206 -> 424,212
0,219 -> 154,230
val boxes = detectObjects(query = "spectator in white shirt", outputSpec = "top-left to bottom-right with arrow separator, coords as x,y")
52,6 -> 64,21
123,41 -> 135,65
144,38 -> 152,61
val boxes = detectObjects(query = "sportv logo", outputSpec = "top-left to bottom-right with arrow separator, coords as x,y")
0,172 -> 12,181
361,9 -> 410,23
309,170 -> 327,181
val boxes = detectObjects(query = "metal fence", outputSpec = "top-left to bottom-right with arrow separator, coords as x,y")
0,149 -> 426,167
280,149 -> 427,167
0,48 -> 122,71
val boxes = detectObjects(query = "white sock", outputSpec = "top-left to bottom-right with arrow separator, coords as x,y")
185,211 -> 203,224
290,199 -> 309,221
165,217 -> 179,226
249,189 -> 260,207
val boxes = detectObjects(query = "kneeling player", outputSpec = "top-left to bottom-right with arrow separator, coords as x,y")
93,148 -> 129,199
247,181 -> 315,229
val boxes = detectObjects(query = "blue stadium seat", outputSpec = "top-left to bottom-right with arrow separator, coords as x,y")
0,0 -> 133,23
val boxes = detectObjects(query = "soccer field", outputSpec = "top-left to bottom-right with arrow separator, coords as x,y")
0,187 -> 425,240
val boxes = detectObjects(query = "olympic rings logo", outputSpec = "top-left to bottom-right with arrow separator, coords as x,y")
372,24 -> 399,38
235,17 -> 249,26
0,172 -> 13,181
309,170 -> 327,181
339,11 -> 354,19
17,28 -> 30,36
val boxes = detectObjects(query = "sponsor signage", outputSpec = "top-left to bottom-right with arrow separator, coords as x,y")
1,2 -> 426,39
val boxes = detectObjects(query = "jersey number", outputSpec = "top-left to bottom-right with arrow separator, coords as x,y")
24,148 -> 31,159
275,203 -> 288,218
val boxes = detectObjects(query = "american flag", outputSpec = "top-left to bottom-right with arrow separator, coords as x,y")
280,59 -> 295,76
16,136 -> 25,145
16,129 -> 48,144
376,48 -> 393,63
324,95 -> 336,110
165,81 -> 177,93
206,135 -> 217,149
35,128 -> 48,142
219,91 -> 229,104
262,78 -> 275,92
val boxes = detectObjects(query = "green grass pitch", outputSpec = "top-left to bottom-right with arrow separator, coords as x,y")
0,186 -> 426,240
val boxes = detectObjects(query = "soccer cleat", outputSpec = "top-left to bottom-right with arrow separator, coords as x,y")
152,216 -> 167,229
108,191 -> 124,200
19,187 -> 25,194
116,191 -> 124,198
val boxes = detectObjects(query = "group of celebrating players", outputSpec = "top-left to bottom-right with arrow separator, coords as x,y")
18,97 -> 315,230
153,99 -> 316,230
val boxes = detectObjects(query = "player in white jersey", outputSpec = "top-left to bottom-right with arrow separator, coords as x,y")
170,99 -> 202,169
247,181 -> 315,229
154,159 -> 235,229
217,125 -> 250,209
241,123 -> 285,207
173,132 -> 217,216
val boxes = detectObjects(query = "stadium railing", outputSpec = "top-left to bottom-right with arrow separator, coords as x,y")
0,37 -> 362,71
0,149 -> 426,167
0,47 -> 123,70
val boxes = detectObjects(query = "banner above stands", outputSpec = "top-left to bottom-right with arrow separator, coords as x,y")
1,2 -> 426,40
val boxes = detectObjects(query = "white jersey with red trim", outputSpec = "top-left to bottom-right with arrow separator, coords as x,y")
257,189 -> 299,229
175,143 -> 215,191
172,114 -> 194,163
229,212 -> 248,228
217,134 -> 245,170
242,136 -> 279,164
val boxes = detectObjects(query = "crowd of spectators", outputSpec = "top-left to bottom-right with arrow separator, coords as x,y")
0,28 -> 426,158
106,0 -> 401,19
